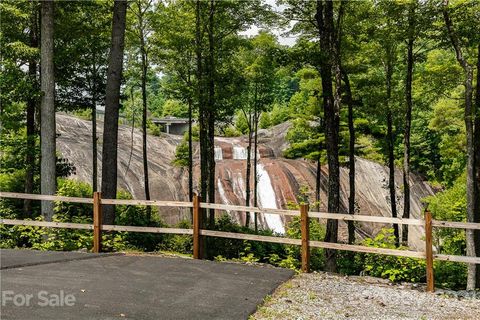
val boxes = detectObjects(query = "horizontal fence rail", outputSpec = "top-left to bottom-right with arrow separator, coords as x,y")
102,225 -> 193,235
0,192 -> 93,204
308,211 -> 424,226
2,191 -> 480,292
200,229 -> 302,245
101,198 -> 193,208
431,220 -> 480,230
309,240 -> 426,259
200,202 -> 299,216
1,219 -> 93,230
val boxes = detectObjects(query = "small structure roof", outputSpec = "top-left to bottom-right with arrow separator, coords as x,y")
152,116 -> 190,124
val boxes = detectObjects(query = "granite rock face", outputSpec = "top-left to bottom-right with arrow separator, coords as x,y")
56,114 -> 435,249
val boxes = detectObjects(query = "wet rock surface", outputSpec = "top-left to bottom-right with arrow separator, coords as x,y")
252,272 -> 480,320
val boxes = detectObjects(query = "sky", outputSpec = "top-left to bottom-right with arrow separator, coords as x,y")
239,0 -> 298,47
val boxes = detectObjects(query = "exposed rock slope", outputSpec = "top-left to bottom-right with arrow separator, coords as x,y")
56,114 -> 434,249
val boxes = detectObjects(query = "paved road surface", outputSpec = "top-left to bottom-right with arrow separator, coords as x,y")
0,249 -> 293,319
0,249 -> 113,270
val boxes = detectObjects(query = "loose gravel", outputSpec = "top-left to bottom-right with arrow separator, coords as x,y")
251,272 -> 480,320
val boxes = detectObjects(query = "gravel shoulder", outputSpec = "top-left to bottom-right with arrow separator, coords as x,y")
251,272 -> 480,320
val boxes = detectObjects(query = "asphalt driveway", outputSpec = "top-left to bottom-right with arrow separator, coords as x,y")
0,249 -> 293,319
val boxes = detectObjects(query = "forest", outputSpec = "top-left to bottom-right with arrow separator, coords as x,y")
1,0 -> 479,290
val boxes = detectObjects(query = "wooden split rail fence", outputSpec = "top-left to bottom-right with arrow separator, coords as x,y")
2,191 -> 480,292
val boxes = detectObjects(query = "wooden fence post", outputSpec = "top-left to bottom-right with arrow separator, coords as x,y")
300,203 -> 310,273
93,191 -> 102,253
193,194 -> 202,259
425,208 -> 434,292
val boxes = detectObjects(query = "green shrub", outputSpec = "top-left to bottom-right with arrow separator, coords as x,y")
284,216 -> 326,270
223,126 -> 242,137
424,174 -> 466,256
337,251 -> 365,276
73,109 -> 92,121
0,179 -> 162,252
270,103 -> 290,126
113,190 -> 165,252
147,121 -> 161,136
159,220 -> 193,254
361,228 -> 426,283
259,112 -> 272,129
55,179 -> 93,219
434,261 -> 467,290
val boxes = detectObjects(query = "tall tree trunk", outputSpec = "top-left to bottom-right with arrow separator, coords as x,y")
443,1 -> 477,289
316,0 -> 340,273
207,111 -> 215,227
474,43 -> 480,287
344,71 -> 356,244
101,0 -> 127,225
188,97 -> 193,202
315,116 -> 323,212
402,3 -> 415,246
140,30 -> 151,223
187,97 -> 194,222
387,110 -> 398,243
253,107 -> 259,232
91,55 -> 98,192
40,0 -> 56,221
92,91 -> 98,192
385,50 -> 399,247
195,0 -> 208,229
24,3 -> 38,217
206,0 -> 216,228
315,157 -> 321,212
245,112 -> 253,227
463,56 -> 476,291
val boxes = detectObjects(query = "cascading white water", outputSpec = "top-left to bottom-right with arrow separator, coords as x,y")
232,172 -> 246,201
233,146 -> 248,160
232,145 -> 261,160
217,178 -> 230,213
214,147 -> 223,160
256,163 -> 285,234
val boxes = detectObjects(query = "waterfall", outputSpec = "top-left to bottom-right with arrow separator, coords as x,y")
232,172 -> 246,201
256,163 -> 285,234
217,178 -> 231,213
232,145 -> 261,160
233,146 -> 248,160
214,147 -> 223,161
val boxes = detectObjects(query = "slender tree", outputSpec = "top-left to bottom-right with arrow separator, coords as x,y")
131,0 -> 154,222
240,32 -> 278,230
53,1 -> 110,193
206,0 -> 216,227
91,59 -> 98,192
385,61 -> 399,246
195,0 -> 208,221
343,71 -> 356,244
315,0 -> 341,272
402,2 -> 416,246
315,155 -> 322,212
253,104 -> 259,231
101,0 -> 128,224
244,110 -> 253,226
475,42 -> 480,287
40,0 -> 56,221
187,95 -> 193,207
24,1 -> 39,217
151,0 -> 196,211
443,0 -> 478,289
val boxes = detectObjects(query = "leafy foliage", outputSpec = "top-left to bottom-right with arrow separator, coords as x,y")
361,228 -> 426,283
